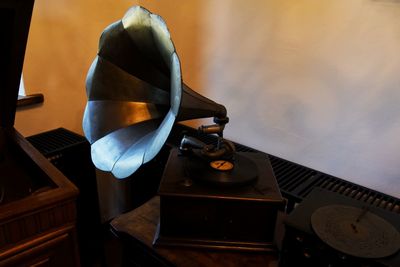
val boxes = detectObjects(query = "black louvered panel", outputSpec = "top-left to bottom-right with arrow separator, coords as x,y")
269,155 -> 318,203
296,173 -> 327,198
27,128 -> 86,156
234,143 -> 257,153
298,172 -> 400,214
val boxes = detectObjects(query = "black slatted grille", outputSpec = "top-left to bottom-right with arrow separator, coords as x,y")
269,155 -> 400,214
27,128 -> 87,156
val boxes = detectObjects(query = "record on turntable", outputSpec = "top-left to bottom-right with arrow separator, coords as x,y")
311,204 -> 400,259
184,152 -> 258,187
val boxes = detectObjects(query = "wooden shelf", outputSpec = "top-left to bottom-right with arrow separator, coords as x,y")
17,94 -> 44,108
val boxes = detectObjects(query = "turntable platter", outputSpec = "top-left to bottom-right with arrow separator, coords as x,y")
311,204 -> 400,259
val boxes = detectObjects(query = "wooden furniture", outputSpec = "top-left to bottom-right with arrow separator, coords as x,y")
0,0 -> 80,266
0,129 -> 80,267
111,196 -> 278,267
155,149 -> 285,251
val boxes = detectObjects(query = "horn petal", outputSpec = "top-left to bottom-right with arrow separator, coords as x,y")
90,119 -> 159,172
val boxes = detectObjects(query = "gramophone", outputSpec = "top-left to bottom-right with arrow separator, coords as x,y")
83,6 -> 284,251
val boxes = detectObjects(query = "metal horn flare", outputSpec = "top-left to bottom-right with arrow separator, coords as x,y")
83,6 -> 227,179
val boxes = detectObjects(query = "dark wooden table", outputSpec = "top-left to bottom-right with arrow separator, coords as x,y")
110,196 -> 278,267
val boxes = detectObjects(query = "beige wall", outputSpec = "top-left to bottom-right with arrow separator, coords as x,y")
16,0 -> 400,198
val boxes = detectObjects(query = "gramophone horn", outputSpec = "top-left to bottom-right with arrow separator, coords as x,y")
83,6 -> 227,178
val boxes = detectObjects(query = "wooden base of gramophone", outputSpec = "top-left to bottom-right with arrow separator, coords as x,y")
154,148 -> 285,251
